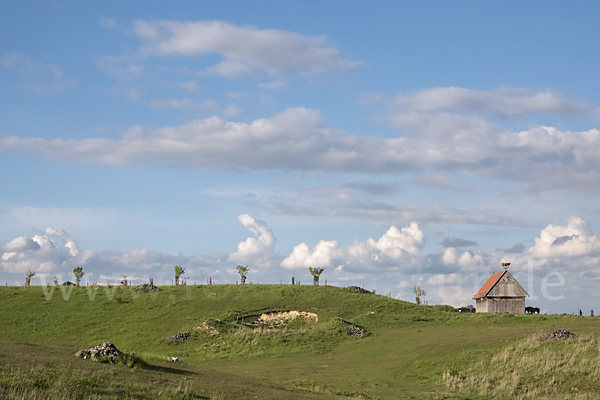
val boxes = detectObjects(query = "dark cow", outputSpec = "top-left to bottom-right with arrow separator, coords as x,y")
526,306 -> 540,314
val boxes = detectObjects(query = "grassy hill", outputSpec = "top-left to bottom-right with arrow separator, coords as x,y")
1,284 -> 599,399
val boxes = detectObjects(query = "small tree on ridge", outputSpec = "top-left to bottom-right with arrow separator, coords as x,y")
73,266 -> 85,287
25,270 -> 35,287
309,267 -> 325,286
174,265 -> 185,286
236,265 -> 249,284
413,285 -> 426,305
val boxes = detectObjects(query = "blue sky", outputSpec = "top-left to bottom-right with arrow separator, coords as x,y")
2,1 -> 600,313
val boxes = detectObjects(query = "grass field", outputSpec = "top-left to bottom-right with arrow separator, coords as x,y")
0,284 -> 598,399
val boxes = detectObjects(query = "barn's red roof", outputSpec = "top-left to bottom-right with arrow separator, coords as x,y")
472,271 -> 505,300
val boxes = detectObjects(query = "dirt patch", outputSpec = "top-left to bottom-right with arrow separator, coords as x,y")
194,320 -> 220,335
542,328 -> 576,341
238,310 -> 318,327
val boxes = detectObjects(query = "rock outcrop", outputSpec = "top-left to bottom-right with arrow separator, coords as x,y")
166,332 -> 191,344
542,328 -> 576,341
347,286 -> 371,294
76,341 -> 124,362
346,323 -> 366,338
137,283 -> 159,292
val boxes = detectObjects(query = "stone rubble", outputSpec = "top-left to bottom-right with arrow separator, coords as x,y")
542,328 -> 576,341
346,324 -> 366,338
75,341 -> 125,362
347,286 -> 371,294
166,331 -> 191,344
136,283 -> 159,292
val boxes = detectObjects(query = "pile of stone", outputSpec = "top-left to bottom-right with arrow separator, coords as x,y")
347,286 -> 371,294
346,323 -> 366,338
137,283 -> 159,292
542,328 -> 576,341
166,331 -> 191,344
76,341 -> 124,362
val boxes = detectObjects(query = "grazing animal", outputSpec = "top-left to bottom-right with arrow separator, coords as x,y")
526,306 -> 540,314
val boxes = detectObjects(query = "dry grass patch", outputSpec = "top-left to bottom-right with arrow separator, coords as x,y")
444,330 -> 600,399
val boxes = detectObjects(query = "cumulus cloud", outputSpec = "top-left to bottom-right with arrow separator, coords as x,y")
1,228 -> 89,273
530,216 -> 600,258
281,222 -> 425,272
132,20 -> 362,77
442,248 -> 489,272
228,214 -> 276,268
0,227 -> 195,280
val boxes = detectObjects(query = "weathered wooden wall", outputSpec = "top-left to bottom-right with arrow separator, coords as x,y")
488,273 -> 528,297
476,297 -> 525,314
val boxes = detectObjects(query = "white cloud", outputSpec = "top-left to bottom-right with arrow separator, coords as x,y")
441,248 -> 488,272
0,227 -> 191,277
1,228 -> 89,273
530,216 -> 600,258
394,87 -> 589,117
228,214 -> 276,268
281,222 -> 425,271
281,240 -> 340,269
3,236 -> 41,252
132,20 -> 362,76
2,94 -> 598,195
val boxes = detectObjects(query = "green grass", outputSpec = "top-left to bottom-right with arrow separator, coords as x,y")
1,284 -> 599,399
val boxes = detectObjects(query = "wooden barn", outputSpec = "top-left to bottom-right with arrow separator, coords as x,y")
472,265 -> 529,314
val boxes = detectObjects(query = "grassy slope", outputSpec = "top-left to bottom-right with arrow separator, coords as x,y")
0,284 -> 599,399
